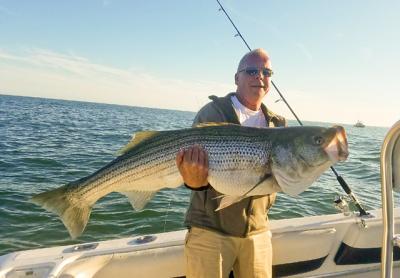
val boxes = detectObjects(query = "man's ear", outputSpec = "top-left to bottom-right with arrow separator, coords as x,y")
234,73 -> 238,85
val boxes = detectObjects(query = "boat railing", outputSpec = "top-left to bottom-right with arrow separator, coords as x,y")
381,120 -> 400,278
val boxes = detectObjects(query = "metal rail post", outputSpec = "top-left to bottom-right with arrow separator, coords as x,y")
381,120 -> 400,278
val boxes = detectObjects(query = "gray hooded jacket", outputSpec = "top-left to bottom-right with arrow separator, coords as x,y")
184,93 -> 287,237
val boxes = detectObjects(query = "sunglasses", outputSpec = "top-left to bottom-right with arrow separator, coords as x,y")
238,67 -> 273,77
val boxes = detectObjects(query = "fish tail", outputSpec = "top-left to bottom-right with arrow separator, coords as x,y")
31,185 -> 91,239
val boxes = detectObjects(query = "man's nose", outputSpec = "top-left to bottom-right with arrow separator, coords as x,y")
255,70 -> 264,79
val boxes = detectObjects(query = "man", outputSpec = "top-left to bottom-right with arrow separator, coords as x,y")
176,48 -> 287,278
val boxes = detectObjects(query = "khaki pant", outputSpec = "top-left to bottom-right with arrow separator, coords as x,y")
185,227 -> 272,278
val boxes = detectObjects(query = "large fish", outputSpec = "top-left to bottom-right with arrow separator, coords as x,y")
31,123 -> 348,238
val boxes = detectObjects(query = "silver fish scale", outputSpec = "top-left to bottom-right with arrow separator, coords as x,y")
207,139 -> 270,170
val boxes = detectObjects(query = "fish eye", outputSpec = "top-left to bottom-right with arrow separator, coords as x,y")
313,136 -> 324,145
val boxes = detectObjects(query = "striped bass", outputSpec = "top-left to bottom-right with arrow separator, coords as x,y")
31,123 -> 348,238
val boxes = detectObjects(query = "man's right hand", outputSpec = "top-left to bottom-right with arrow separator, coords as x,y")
175,145 -> 209,189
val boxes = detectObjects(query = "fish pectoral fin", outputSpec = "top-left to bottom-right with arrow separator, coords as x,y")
116,131 -> 159,156
214,195 -> 246,211
122,190 -> 157,210
240,173 -> 280,196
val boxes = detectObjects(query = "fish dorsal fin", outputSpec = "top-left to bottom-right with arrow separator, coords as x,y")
116,131 -> 159,156
195,122 -> 237,128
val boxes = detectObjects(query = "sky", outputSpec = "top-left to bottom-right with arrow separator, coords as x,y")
0,0 -> 399,127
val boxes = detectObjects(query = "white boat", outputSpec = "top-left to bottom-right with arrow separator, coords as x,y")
354,121 -> 366,128
1,121 -> 400,278
0,208 -> 399,278
0,209 -> 399,278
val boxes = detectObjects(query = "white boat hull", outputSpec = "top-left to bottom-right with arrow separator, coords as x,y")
1,208 -> 400,277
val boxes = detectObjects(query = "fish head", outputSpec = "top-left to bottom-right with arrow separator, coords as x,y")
271,125 -> 348,196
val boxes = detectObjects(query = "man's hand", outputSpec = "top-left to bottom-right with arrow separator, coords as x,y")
176,145 -> 209,189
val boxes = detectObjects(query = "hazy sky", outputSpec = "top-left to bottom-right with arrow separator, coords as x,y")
0,1 -> 399,127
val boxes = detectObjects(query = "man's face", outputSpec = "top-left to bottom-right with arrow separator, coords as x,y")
235,54 -> 272,107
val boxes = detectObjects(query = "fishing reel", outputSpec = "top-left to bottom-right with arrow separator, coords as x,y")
334,195 -> 369,228
334,195 -> 352,216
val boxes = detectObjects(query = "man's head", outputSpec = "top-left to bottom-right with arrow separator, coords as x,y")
235,48 -> 272,110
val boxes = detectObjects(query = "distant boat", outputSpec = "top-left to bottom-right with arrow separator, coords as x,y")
354,120 -> 365,128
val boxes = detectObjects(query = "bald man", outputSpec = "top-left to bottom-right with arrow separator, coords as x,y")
176,49 -> 287,278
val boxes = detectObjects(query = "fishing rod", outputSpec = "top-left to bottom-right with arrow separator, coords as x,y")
216,0 -> 369,216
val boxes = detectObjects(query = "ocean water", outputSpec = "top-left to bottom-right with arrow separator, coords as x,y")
0,94 -> 398,256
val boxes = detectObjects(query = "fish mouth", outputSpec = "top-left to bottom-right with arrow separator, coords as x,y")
324,126 -> 349,162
